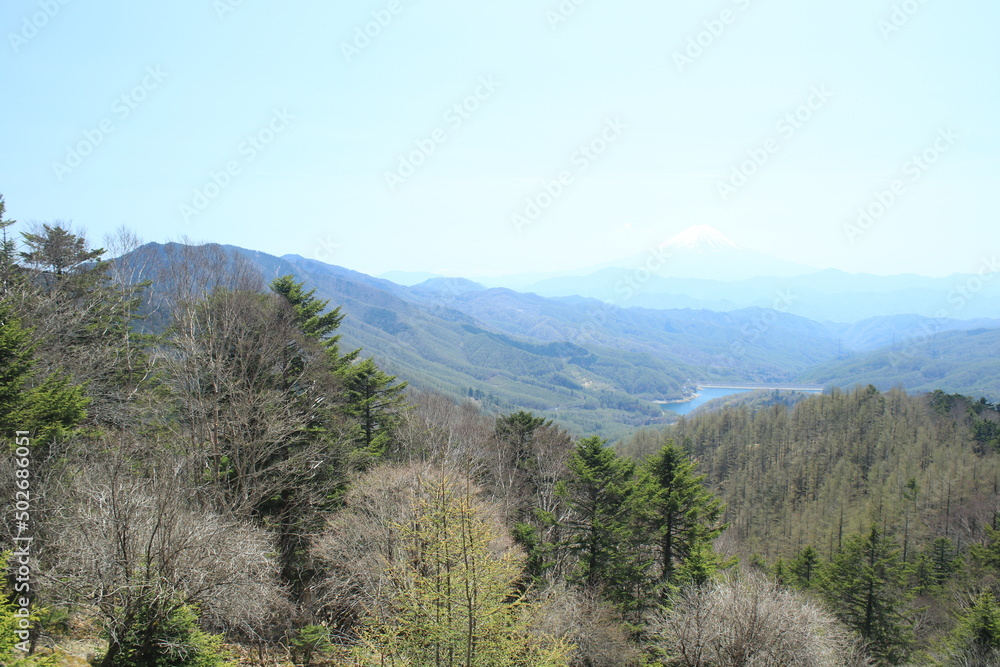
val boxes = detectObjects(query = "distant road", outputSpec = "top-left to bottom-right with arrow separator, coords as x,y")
698,382 -> 825,392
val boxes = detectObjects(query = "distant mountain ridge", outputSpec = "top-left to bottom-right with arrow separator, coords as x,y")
122,242 -> 1000,440
378,226 -> 1000,322
798,327 -> 1000,398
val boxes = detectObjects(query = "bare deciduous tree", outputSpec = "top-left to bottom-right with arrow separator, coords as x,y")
652,571 -> 869,667
530,584 -> 645,667
44,440 -> 285,665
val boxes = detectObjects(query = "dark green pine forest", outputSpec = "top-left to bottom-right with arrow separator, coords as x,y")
4,206 -> 1000,666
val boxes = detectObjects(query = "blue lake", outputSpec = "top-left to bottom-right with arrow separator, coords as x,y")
660,387 -> 750,415
661,386 -> 825,416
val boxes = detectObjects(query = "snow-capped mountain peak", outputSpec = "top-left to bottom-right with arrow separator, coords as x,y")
663,225 -> 742,253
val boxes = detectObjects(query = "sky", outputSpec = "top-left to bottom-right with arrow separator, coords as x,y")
2,0 -> 997,279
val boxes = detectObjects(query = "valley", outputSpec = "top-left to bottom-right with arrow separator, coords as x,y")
5,5 -> 995,663
4,221 -> 999,667
144,229 -> 999,441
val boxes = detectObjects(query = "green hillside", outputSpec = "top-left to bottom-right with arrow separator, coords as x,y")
799,328 -> 1000,401
129,243 -> 699,439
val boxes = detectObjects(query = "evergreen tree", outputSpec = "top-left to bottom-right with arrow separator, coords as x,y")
9,224 -> 152,426
496,411 -> 574,587
936,590 -> 1000,665
495,410 -> 548,454
0,195 -> 20,296
820,525 -> 914,664
558,436 -> 649,615
20,222 -> 105,293
0,305 -> 87,447
494,410 -> 550,496
270,274 -> 358,370
340,357 -> 407,459
0,306 -> 35,425
970,524 -> 1000,572
927,536 -> 963,587
790,545 -> 821,589
641,440 -> 727,593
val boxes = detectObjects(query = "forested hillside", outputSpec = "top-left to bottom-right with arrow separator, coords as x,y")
120,243 -> 1000,436
622,386 -> 1000,663
126,242 -> 700,441
4,213 -> 1000,666
0,221 -> 759,666
799,328 -> 1000,398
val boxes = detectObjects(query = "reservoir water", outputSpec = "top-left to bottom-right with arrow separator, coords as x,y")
661,387 -> 750,415
661,386 -> 825,416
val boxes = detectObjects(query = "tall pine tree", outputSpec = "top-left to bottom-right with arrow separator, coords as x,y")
270,274 -> 358,370
820,525 -> 914,665
340,357 -> 407,460
641,440 -> 727,593
558,436 -> 649,616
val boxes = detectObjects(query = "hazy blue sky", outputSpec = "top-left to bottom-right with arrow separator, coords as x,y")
2,1 -> 997,278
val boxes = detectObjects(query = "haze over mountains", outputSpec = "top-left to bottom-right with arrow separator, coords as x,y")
127,232 -> 1000,439
385,226 -> 1000,322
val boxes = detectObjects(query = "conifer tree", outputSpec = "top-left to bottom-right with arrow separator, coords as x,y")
970,524 -> 1000,571
926,536 -> 963,587
558,436 -> 649,614
641,440 -> 727,593
0,304 -> 87,447
790,545 -> 821,589
0,195 -> 20,295
820,525 -> 914,664
20,222 -> 105,294
936,590 -> 1000,665
270,274 -> 359,370
340,357 -> 407,459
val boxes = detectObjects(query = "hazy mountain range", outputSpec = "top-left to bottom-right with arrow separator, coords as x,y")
385,226 -> 1000,322
125,232 -> 1000,439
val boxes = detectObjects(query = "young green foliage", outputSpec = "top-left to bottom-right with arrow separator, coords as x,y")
354,476 -> 572,666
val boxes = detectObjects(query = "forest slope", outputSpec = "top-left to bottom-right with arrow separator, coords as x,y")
799,327 -> 1000,399
127,243 -> 697,439
623,387 -> 1000,563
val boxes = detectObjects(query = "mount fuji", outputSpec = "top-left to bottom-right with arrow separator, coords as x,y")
662,224 -> 742,254
498,225 -> 815,301
635,225 -> 814,281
